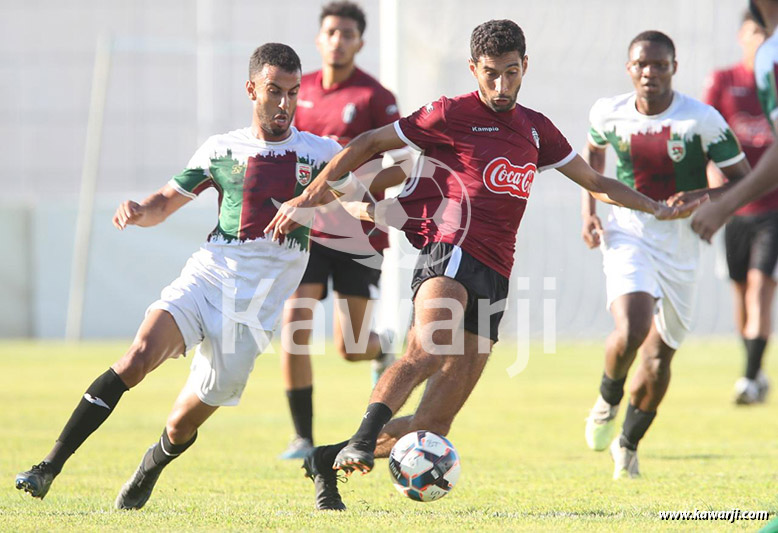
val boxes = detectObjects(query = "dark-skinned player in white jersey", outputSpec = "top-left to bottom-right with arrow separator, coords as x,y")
580,31 -> 749,479
266,19 -> 705,511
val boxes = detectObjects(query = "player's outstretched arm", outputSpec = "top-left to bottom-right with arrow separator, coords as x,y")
112,184 -> 192,230
558,154 -> 705,221
264,123 -> 407,240
692,143 -> 778,242
668,159 -> 751,207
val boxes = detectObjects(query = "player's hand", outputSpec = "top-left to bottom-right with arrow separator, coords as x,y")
652,194 -> 708,221
263,194 -> 316,241
690,200 -> 731,244
113,200 -> 144,230
667,190 -> 705,207
581,214 -> 603,249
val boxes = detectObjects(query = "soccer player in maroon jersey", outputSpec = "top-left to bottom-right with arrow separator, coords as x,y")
278,1 -> 401,460
692,0 -> 778,238
266,19 -> 702,510
704,12 -> 774,404
15,44 -> 345,509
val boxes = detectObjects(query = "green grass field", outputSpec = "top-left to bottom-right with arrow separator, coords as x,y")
1,339 -> 775,532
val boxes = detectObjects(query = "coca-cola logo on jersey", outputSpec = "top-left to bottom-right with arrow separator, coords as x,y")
483,157 -> 536,199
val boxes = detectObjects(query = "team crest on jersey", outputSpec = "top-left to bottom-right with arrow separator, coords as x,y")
667,140 -> 686,162
296,162 -> 312,186
342,103 -> 356,124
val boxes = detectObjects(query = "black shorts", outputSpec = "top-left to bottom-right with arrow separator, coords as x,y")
724,211 -> 778,282
410,242 -> 509,343
299,241 -> 382,300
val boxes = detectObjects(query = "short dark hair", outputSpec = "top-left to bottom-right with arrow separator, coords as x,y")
320,1 -> 367,35
628,30 -> 676,60
248,43 -> 301,79
470,19 -> 526,61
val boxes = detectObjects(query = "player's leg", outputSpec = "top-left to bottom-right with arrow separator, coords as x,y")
735,212 -> 778,403
15,309 -> 185,499
333,276 -> 465,470
303,276 -> 466,509
332,293 -> 382,362
279,282 -> 325,459
609,323 -> 675,479
330,251 -> 394,385
115,390 -> 217,510
374,330 -> 491,457
117,310 -> 271,509
586,292 -> 654,451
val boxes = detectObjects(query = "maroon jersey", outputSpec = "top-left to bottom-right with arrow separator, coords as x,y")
395,92 -> 575,278
296,67 -> 400,252
704,63 -> 778,215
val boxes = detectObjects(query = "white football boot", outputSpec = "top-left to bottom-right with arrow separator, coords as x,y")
585,395 -> 620,451
610,438 -> 640,480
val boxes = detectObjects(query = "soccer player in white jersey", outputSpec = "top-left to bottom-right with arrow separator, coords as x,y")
581,31 -> 751,479
14,43 -> 343,509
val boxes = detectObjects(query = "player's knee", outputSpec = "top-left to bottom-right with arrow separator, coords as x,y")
616,321 -> 651,352
115,341 -> 157,387
335,339 -> 362,362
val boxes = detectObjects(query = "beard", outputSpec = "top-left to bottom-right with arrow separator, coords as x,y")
259,108 -> 295,138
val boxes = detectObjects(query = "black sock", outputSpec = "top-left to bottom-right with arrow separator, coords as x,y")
599,372 -> 626,406
351,402 -> 393,448
141,428 -> 197,473
744,337 -> 767,380
619,403 -> 656,450
286,386 -> 313,443
318,440 -> 350,469
45,368 -> 129,473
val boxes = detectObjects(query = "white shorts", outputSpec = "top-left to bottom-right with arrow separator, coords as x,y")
601,230 -> 698,350
147,274 -> 272,407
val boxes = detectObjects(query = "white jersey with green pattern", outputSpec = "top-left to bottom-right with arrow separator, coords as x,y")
168,126 -> 341,329
589,91 -> 744,272
755,29 -> 778,132
588,91 -> 743,202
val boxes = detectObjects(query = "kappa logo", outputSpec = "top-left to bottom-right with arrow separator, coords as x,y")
667,139 -> 686,162
386,104 -> 398,116
531,127 -> 540,149
483,157 -> 536,199
296,162 -> 312,186
342,102 -> 356,124
424,102 -> 434,113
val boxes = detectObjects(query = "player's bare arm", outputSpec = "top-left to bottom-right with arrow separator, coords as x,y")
112,184 -> 192,230
264,123 -> 406,240
667,158 -> 751,206
580,142 -> 607,248
692,141 -> 778,242
559,154 -> 705,221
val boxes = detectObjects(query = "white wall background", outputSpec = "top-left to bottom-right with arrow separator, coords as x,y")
0,0 -> 750,339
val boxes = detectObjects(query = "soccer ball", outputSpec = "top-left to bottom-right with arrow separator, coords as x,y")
388,430 -> 461,502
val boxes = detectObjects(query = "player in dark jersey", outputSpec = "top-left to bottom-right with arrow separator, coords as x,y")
278,1 -> 401,460
266,19 -> 703,511
692,0 -> 778,239
704,11 -> 774,404
14,44 -> 344,508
